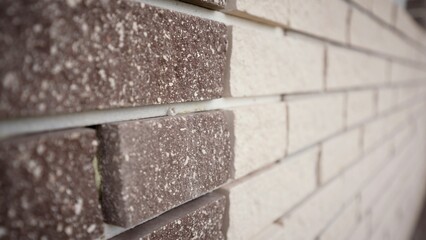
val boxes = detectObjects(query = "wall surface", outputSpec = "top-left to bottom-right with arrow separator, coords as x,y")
1,0 -> 426,239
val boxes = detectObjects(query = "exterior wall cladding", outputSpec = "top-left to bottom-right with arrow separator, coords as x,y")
1,0 -> 426,239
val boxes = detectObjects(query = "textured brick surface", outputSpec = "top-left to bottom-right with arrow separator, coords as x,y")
350,9 -> 393,55
0,129 -> 103,239
181,0 -> 227,9
352,0 -> 372,10
289,0 -> 348,42
320,129 -> 361,183
98,111 -> 232,227
287,94 -> 345,153
224,147 -> 318,240
326,46 -> 388,89
112,193 -> 226,240
377,88 -> 396,113
229,26 -> 323,97
231,103 -> 287,178
346,90 -> 376,126
318,200 -> 360,240
0,0 -> 228,119
391,63 -> 426,82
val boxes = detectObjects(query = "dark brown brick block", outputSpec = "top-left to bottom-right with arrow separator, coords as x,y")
181,0 -> 227,9
98,111 -> 232,227
112,193 -> 226,240
0,0 -> 228,119
0,129 -> 103,239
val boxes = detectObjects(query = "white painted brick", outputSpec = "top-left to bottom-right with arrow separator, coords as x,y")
350,9 -> 398,56
289,0 -> 349,43
346,90 -> 376,126
347,214 -> 372,240
342,139 -> 393,202
377,87 -> 396,113
251,224 -> 284,240
320,128 -> 362,183
326,46 -> 388,89
391,62 -> 426,83
318,199 -> 361,240
226,0 -> 289,26
277,173 -> 346,240
229,26 -> 324,97
231,103 -> 287,178
287,93 -> 345,153
223,147 -> 318,240
363,117 -> 388,150
372,0 -> 394,25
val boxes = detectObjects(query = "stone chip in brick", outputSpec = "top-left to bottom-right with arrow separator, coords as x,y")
111,193 -> 226,240
98,111 -> 232,227
0,129 -> 103,240
0,0 -> 228,119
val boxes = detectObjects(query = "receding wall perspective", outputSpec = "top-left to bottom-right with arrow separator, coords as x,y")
1,0 -> 426,239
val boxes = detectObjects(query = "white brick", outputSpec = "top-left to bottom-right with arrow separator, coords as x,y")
289,0 -> 349,43
320,129 -> 362,183
350,9 -> 396,55
372,0 -> 394,25
287,93 -> 345,153
231,103 -> 287,178
318,199 -> 361,240
229,26 -> 324,97
391,62 -> 426,83
277,173 -> 347,240
226,0 -> 289,26
347,215 -> 371,240
251,224 -> 284,240
363,117 -> 387,150
377,87 -> 396,113
326,46 -> 388,89
223,147 -> 318,240
346,90 -> 376,126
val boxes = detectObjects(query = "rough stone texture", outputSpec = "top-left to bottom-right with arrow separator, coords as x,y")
181,0 -> 227,10
231,103 -> 287,178
98,111 -> 232,227
112,193 -> 226,240
0,129 -> 103,240
0,0 -> 228,119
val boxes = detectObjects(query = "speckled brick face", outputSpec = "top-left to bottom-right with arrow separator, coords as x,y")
0,129 -> 103,240
98,111 -> 232,227
112,193 -> 226,240
0,0 -> 228,119
181,0 -> 227,9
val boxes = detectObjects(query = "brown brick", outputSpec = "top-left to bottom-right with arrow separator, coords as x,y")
0,0 -> 228,119
111,193 -> 226,240
181,0 -> 227,9
0,129 -> 103,239
98,111 -> 232,227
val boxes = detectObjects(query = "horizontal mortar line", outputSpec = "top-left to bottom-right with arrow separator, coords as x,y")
287,29 -> 426,69
0,95 -> 281,139
1,79 -> 423,140
345,0 -> 426,51
223,94 -> 424,188
146,0 -> 426,68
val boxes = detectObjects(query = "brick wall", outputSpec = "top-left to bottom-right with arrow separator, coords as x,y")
1,0 -> 426,239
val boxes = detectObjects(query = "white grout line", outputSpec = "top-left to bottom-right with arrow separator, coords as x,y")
0,95 -> 280,139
